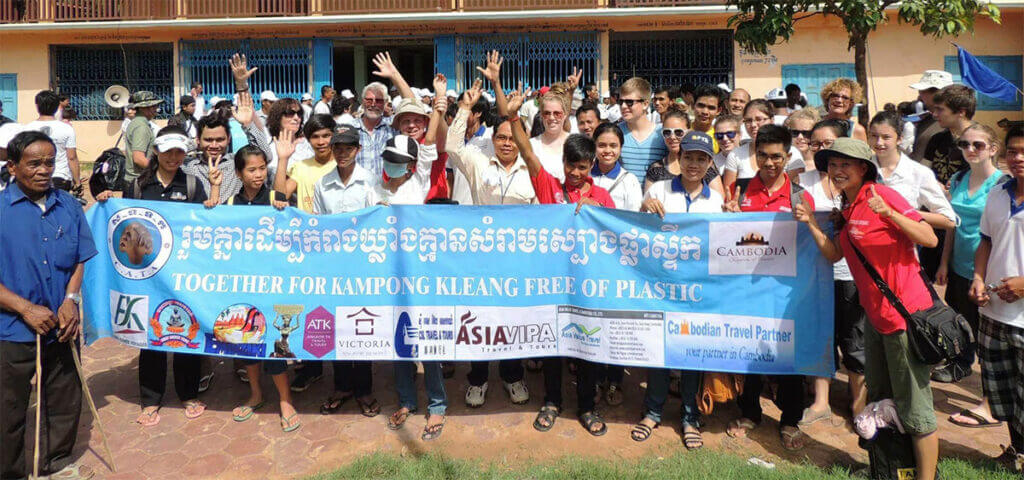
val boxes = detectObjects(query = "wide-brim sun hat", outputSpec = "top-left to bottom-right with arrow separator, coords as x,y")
814,137 -> 878,181
392,98 -> 430,125
130,90 -> 165,108
909,70 -> 954,91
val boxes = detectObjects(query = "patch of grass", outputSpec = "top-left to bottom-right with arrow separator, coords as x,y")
307,450 -> 1017,480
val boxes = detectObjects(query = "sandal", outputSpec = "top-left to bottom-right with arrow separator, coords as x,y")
280,412 -> 301,432
136,408 -> 161,427
579,411 -> 607,436
525,359 -> 542,372
533,404 -> 559,432
631,421 -> 656,442
682,423 -> 703,450
183,400 -> 206,419
726,417 -> 757,438
422,414 -> 446,441
319,393 -> 353,415
198,371 -> 214,393
356,397 -> 381,418
606,383 -> 624,406
949,409 -> 1004,428
388,408 -> 412,430
232,401 -> 265,422
780,426 -> 808,451
798,406 -> 832,426
47,463 -> 95,479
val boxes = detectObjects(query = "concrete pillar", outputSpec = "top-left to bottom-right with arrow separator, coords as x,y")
354,45 -> 367,93
598,31 -> 610,96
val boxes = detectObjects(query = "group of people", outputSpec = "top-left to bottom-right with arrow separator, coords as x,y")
1,47 -> 1022,480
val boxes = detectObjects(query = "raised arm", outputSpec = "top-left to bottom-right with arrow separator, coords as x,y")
272,129 -> 299,198
446,78 -> 483,156
230,53 -> 257,94
372,52 -> 415,101
424,74 -> 447,146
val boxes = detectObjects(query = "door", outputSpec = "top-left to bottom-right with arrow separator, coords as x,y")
0,74 -> 16,122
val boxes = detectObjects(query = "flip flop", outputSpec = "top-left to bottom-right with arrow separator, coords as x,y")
422,414 -> 445,441
184,400 -> 206,419
136,408 -> 161,427
198,371 -> 215,393
281,412 -> 301,432
232,401 -> 265,422
727,418 -> 757,438
798,406 -> 832,426
319,393 -> 353,415
388,409 -> 412,430
949,409 -> 1004,428
357,397 -> 381,418
780,427 -> 808,451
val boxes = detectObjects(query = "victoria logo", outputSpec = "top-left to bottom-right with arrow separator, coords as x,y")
349,307 -> 379,335
456,311 -> 557,346
107,207 -> 173,280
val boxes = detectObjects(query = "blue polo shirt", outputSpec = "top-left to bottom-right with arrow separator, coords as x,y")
0,183 -> 97,342
617,121 -> 667,181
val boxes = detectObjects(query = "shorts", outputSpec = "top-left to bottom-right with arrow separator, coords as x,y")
863,321 -> 937,435
243,359 -> 288,376
834,280 -> 866,374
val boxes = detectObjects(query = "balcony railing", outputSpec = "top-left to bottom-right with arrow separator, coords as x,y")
0,0 -> 715,24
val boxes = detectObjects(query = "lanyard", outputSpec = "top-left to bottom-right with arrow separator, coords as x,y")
497,167 -> 518,205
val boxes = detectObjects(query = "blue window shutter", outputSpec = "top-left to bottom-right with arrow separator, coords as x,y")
434,35 -> 456,88
312,39 -> 333,96
782,63 -> 855,108
945,54 -> 1023,110
0,74 -> 16,122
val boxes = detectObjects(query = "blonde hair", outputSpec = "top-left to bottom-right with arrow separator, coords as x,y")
962,122 -> 1003,157
541,81 -> 571,116
619,77 -> 652,100
784,107 -> 821,127
820,78 -> 864,113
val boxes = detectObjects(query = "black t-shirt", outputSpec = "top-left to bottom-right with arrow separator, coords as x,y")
126,170 -> 207,204
923,130 -> 967,185
230,184 -> 272,206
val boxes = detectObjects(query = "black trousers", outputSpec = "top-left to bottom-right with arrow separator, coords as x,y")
0,340 -> 82,479
738,374 -> 805,428
138,349 -> 200,408
542,357 -> 596,415
595,363 -> 624,384
467,360 -> 524,387
945,271 -> 980,371
331,361 -> 373,397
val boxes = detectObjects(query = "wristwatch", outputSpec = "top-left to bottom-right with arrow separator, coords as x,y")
66,293 -> 82,305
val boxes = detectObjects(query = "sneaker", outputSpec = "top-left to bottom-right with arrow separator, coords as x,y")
466,383 -> 488,407
606,382 -> 624,406
289,372 -> 322,392
504,380 -> 529,404
236,368 -> 250,383
995,445 -> 1023,472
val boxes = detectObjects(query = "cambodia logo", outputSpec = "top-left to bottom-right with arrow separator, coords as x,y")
716,232 -> 786,256
107,207 -> 172,280
561,322 -> 601,347
456,311 -> 556,346
110,290 -> 148,348
150,300 -> 200,349
204,304 -> 267,357
708,221 -> 797,276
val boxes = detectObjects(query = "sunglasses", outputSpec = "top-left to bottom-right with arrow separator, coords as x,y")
790,129 -> 813,139
810,139 -> 835,150
618,98 -> 644,107
956,140 -> 989,151
714,131 -> 738,140
662,128 -> 686,138
282,110 -> 302,117
829,93 -> 853,102
364,98 -> 386,105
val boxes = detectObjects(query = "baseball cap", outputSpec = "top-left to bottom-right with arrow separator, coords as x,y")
340,89 -> 355,99
260,90 -> 279,103
383,135 -> 419,164
446,89 -> 457,98
909,70 -> 954,91
301,93 -> 313,101
679,131 -> 715,157
538,86 -> 551,96
179,95 -> 195,106
813,137 -> 878,181
331,127 -> 360,146
765,87 -> 787,101
154,133 -> 189,153
717,83 -> 732,93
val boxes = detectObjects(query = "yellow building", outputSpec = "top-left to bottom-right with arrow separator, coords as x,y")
0,0 -> 1021,163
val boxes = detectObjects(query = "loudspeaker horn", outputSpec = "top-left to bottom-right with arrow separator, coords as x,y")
104,85 -> 130,109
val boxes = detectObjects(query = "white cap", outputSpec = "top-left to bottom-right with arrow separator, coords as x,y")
482,91 -> 495,103
154,133 -> 189,153
717,83 -> 732,93
340,89 -> 355,99
207,96 -> 224,108
301,93 -> 313,101
765,87 -> 786,101
446,89 -> 457,98
909,70 -> 954,91
260,90 -> 279,102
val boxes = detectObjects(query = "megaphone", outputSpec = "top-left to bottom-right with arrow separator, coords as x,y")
104,85 -> 130,109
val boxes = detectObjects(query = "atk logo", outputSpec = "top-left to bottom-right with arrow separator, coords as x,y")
109,290 -> 148,348
561,322 -> 601,347
456,311 -> 556,346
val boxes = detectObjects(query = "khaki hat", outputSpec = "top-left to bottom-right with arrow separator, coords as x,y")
392,97 -> 430,125
130,90 -> 165,108
814,137 -> 878,181
909,70 -> 954,91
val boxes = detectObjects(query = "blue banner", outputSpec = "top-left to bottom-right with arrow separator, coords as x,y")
82,200 -> 835,377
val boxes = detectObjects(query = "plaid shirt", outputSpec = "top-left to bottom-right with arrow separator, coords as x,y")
182,152 -> 241,204
354,117 -> 396,178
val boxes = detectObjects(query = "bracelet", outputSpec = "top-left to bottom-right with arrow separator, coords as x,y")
506,115 -> 521,124
235,87 -> 249,93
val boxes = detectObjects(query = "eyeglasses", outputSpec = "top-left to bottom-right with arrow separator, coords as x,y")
714,131 -> 738,140
956,140 -> 989,151
618,98 -> 644,108
364,98 -> 386,105
829,93 -> 853,103
790,129 -> 813,139
756,152 -> 787,163
810,139 -> 835,151
662,128 -> 686,138
282,110 -> 302,117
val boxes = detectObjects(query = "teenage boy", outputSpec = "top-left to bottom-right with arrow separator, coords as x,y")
575,103 -> 601,138
691,84 -> 725,153
26,90 -> 79,191
725,124 -> 813,451
312,126 -> 383,418
651,85 -> 679,124
908,70 -> 954,162
617,77 -> 668,181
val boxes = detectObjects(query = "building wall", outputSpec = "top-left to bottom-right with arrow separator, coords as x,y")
1,9 -> 1020,164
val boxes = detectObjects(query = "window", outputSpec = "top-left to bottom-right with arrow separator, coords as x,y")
610,31 -> 733,89
51,43 -> 174,121
179,39 -> 311,101
944,55 -> 1023,111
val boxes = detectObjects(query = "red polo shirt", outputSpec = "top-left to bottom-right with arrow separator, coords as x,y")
839,182 -> 931,334
531,167 -> 615,207
739,173 -> 815,213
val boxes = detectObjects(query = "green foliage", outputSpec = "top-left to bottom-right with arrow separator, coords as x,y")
727,0 -> 1001,55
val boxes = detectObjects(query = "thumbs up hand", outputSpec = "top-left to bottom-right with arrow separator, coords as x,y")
866,184 -> 893,219
793,195 -> 816,225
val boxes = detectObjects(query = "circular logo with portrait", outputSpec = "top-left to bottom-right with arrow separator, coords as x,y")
107,207 -> 173,280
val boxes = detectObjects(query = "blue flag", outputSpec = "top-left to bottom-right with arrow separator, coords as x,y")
957,46 -> 1020,103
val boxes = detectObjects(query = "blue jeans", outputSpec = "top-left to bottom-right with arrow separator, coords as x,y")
394,361 -> 447,416
643,368 -> 702,426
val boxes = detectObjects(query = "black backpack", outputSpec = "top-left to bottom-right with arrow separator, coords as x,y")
859,429 -> 918,480
89,133 -> 128,195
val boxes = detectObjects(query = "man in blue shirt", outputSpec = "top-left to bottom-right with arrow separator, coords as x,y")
0,131 -> 98,480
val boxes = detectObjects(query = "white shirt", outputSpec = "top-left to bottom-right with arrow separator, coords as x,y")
466,124 -> 494,158
644,178 -> 724,213
268,138 -> 315,180
646,110 -> 661,125
194,95 -> 205,118
875,153 -> 957,225
373,143 -> 437,205
592,163 -> 642,211
446,110 -> 535,206
25,119 -> 76,181
256,109 -> 269,124
979,181 -> 1024,327
301,103 -> 312,123
712,151 -> 730,173
312,164 -> 380,214
530,136 -> 566,182
313,100 -> 331,116
519,102 -> 539,129
0,122 -> 24,149
799,171 -> 852,281
599,103 -> 621,123
724,141 -> 805,180
335,113 -> 359,129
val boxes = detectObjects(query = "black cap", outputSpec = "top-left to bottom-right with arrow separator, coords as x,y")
331,126 -> 360,146
179,95 -> 196,106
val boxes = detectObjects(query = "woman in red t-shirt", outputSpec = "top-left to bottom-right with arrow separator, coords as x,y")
794,137 -> 940,480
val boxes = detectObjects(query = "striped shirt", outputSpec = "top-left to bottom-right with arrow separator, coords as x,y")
617,121 -> 668,182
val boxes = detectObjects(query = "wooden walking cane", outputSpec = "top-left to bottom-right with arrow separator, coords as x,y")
70,339 -> 117,473
33,334 -> 41,480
